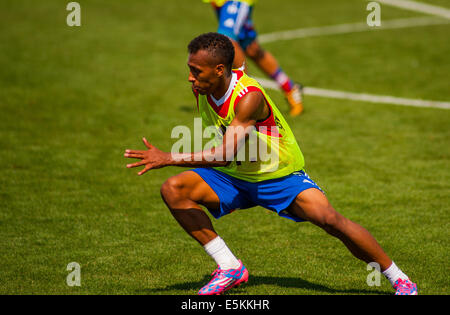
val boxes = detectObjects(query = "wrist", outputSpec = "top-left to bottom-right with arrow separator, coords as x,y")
165,151 -> 177,167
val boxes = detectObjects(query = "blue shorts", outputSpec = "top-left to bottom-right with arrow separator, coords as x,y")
214,1 -> 257,50
192,168 -> 324,222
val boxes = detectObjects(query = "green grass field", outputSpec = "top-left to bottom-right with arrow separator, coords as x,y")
0,0 -> 449,295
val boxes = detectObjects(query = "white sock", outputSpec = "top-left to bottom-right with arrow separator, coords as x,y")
382,262 -> 409,287
203,236 -> 240,270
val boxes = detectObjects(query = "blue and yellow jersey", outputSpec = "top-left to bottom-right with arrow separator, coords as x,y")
203,0 -> 257,7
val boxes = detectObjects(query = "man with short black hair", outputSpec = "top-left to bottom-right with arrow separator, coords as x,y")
124,32 -> 418,296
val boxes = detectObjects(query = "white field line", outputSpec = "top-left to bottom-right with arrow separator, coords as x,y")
378,0 -> 450,20
258,16 -> 449,43
257,3 -> 450,109
255,77 -> 450,110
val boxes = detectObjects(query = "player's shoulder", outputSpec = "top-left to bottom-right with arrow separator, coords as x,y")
233,70 -> 262,96
233,72 -> 265,119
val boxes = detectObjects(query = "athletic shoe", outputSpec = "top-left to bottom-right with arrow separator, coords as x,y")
286,83 -> 304,116
393,278 -> 418,295
198,260 -> 249,295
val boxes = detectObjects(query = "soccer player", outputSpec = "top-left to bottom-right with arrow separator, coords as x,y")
124,33 -> 418,295
204,0 -> 304,116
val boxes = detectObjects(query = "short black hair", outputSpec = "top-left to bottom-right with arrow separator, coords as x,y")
188,32 -> 235,74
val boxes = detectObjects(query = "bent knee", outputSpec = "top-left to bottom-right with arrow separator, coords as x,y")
160,176 -> 186,202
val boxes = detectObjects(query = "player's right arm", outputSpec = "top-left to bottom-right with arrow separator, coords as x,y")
124,91 -> 267,175
171,90 -> 265,165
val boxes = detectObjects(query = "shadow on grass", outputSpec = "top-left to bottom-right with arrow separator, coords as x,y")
137,274 -> 391,295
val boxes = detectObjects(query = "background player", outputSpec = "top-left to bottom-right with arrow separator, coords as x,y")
204,0 -> 305,116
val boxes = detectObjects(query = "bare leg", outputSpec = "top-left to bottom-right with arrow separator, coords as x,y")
245,40 -> 304,116
288,188 -> 392,271
161,171 -> 245,293
245,40 -> 279,77
160,171 -> 220,246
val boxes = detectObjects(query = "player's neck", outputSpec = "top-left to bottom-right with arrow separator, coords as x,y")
212,73 -> 232,100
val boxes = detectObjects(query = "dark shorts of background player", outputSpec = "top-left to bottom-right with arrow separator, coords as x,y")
214,1 -> 257,50
192,168 -> 324,222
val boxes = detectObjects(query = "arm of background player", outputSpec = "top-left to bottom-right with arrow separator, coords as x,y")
124,91 -> 266,175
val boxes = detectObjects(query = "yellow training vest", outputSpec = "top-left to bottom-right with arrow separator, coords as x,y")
196,70 -> 304,182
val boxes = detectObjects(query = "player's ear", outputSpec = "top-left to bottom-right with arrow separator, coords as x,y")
215,63 -> 225,77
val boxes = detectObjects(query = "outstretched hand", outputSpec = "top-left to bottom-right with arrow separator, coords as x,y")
124,137 -> 170,175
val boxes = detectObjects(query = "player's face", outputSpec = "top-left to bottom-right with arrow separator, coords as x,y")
188,50 -> 224,95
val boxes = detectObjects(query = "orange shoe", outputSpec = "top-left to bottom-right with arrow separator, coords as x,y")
285,83 -> 304,116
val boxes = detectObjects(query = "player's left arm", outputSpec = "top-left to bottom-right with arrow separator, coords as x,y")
124,91 -> 266,175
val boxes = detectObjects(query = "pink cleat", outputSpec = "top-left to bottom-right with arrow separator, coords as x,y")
393,278 -> 418,295
198,260 -> 249,295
